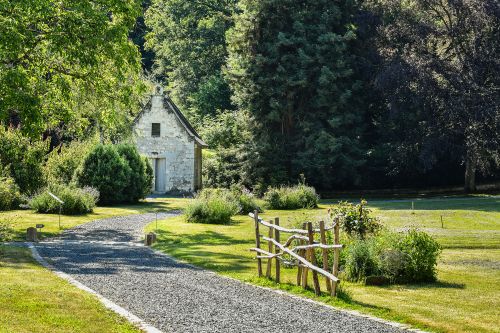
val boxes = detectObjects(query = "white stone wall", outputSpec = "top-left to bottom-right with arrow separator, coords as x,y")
133,94 -> 195,193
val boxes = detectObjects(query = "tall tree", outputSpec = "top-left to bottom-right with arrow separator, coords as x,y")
0,0 -> 145,138
373,0 -> 500,191
226,0 -> 365,190
145,0 -> 238,122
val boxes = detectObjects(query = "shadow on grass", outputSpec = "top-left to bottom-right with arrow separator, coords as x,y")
321,197 -> 500,212
153,229 -> 253,274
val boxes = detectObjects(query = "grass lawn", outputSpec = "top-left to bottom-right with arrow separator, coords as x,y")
0,197 -> 190,241
0,245 -> 141,333
146,195 -> 500,333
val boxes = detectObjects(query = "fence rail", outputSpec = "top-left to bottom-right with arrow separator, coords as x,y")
249,211 -> 342,296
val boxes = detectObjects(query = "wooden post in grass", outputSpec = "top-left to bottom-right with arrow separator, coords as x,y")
307,222 -> 321,295
331,217 -> 340,296
296,238 -> 304,286
266,220 -> 273,278
441,215 -> 444,228
319,220 -> 331,293
274,217 -> 280,283
26,227 -> 37,242
254,210 -> 263,277
301,222 -> 309,288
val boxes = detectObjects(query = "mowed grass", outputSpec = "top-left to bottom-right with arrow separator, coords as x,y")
1,197 -> 190,241
146,195 -> 500,333
0,245 -> 141,333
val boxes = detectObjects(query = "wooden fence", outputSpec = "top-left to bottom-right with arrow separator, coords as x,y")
249,211 -> 342,296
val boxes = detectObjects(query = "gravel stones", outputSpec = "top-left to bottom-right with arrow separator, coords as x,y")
35,213 -> 409,333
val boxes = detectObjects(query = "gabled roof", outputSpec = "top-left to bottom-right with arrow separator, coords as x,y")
133,92 -> 208,148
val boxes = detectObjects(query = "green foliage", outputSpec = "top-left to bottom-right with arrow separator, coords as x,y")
226,0 -> 364,190
116,144 -> 153,202
0,128 -> 48,194
344,238 -> 380,282
75,144 -> 152,204
44,140 -> 96,185
145,0 -> 237,121
343,230 -> 441,284
264,183 -> 319,210
331,200 -> 381,239
0,176 -> 22,211
30,184 -> 99,215
0,0 -> 145,137
391,229 -> 441,283
184,189 -> 239,224
75,145 -> 130,204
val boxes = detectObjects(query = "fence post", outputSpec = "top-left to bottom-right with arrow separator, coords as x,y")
319,220 -> 332,293
266,220 -> 273,278
296,237 -> 303,286
274,217 -> 280,283
331,217 -> 340,296
254,210 -> 263,277
301,222 -> 309,288
307,222 -> 321,295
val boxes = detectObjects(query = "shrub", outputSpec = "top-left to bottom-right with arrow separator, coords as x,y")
264,184 -> 319,210
0,127 -> 48,194
392,229 -> 441,282
343,230 -> 441,284
75,144 -> 130,204
0,176 -> 22,211
230,187 -> 262,214
44,140 -> 95,185
30,184 -> 99,215
344,238 -> 381,282
331,200 -> 381,239
116,144 -> 153,202
75,144 -> 152,204
185,189 -> 239,224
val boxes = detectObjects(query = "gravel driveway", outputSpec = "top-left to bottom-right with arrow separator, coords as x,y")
34,213 -> 410,333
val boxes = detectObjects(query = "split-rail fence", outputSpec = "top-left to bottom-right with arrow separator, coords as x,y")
249,211 -> 342,296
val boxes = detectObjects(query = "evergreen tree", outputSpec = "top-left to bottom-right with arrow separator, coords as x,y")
226,0 -> 365,190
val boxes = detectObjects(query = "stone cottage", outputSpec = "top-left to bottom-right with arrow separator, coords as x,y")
133,86 -> 207,193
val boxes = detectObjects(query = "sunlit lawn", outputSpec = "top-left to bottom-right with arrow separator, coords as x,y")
1,197 -> 190,240
146,195 -> 500,333
0,245 -> 141,333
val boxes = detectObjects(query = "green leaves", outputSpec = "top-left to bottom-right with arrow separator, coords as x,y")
0,0 -> 144,138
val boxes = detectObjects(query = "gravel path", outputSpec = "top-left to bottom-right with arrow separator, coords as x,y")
34,213 -> 410,333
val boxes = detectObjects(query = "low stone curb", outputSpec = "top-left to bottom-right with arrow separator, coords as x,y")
28,242 -> 163,333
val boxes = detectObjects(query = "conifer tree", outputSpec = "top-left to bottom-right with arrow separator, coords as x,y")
226,0 -> 365,189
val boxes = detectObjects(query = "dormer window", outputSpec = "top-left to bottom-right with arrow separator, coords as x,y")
152,123 -> 161,137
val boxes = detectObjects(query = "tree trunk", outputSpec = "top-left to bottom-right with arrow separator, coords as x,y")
464,155 -> 477,193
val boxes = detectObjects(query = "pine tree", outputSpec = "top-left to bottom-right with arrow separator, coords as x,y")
226,0 -> 366,189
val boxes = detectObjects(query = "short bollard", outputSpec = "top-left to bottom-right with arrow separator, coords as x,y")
145,232 -> 157,246
26,227 -> 38,242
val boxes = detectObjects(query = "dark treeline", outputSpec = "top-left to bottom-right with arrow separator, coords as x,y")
1,0 -> 498,193
142,0 -> 499,192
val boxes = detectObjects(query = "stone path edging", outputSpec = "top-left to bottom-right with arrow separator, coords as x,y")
28,243 -> 163,333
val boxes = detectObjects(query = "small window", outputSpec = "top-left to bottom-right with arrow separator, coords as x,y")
151,123 -> 161,137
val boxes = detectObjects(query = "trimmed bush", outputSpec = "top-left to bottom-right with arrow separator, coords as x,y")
75,144 -> 152,204
0,176 -> 22,211
264,184 -> 319,210
116,144 -> 153,202
331,200 -> 381,239
30,184 -> 99,215
185,189 -> 239,224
